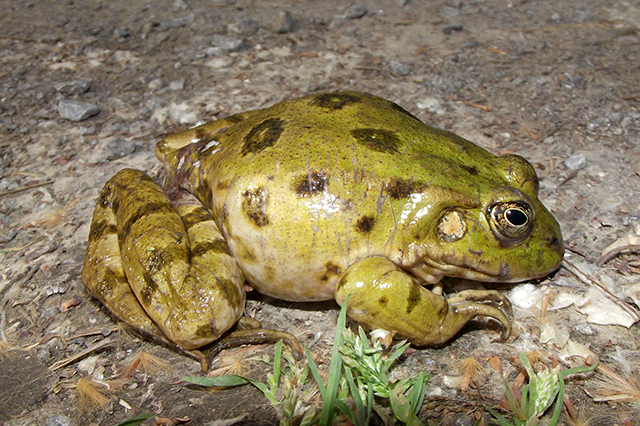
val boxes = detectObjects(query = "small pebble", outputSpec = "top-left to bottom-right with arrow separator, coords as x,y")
58,99 -> 100,121
173,0 -> 189,10
169,79 -> 185,91
211,34 -> 246,52
564,153 -> 587,170
228,18 -> 260,35
107,138 -> 136,159
344,5 -> 367,19
389,60 -> 411,76
160,15 -> 194,30
45,415 -> 71,426
40,34 -> 62,42
416,97 -> 445,115
206,56 -> 234,69
443,24 -> 464,34
148,78 -> 163,90
169,102 -> 198,124
55,79 -> 91,96
271,10 -> 294,33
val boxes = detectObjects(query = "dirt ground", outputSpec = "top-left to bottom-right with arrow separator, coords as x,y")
1,0 -> 639,425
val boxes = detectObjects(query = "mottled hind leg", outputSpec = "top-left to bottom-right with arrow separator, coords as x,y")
334,257 -> 512,346
82,181 -> 212,369
82,188 -> 167,342
83,169 -> 245,351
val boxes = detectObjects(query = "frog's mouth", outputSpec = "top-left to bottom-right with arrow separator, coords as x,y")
408,260 -> 515,284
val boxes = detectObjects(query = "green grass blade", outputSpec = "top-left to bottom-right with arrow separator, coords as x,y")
385,341 -> 410,369
344,367 -> 365,418
389,381 -> 410,424
520,383 -> 530,422
335,399 -> 359,426
299,408 -> 319,426
305,346 -> 326,395
272,339 -> 284,387
409,371 -> 427,417
115,413 -> 154,426
526,377 -> 537,419
549,364 -> 598,426
318,295 -> 350,425
358,327 -> 371,350
365,380 -> 374,425
183,375 -> 249,387
486,407 -> 516,426
502,378 -> 519,416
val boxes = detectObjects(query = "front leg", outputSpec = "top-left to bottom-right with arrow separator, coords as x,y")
334,257 -> 511,346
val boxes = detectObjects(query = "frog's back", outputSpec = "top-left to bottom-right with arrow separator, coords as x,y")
206,92 -> 495,180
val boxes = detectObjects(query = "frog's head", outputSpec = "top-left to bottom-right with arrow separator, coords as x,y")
407,153 -> 564,284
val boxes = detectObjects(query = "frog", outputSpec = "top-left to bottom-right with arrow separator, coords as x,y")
82,91 -> 563,367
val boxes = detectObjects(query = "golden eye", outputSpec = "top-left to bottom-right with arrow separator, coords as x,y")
488,201 -> 534,243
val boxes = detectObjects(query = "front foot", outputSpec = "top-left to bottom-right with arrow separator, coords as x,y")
335,257 -> 512,346
447,289 -> 513,340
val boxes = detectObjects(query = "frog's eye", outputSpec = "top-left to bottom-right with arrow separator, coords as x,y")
488,201 -> 534,244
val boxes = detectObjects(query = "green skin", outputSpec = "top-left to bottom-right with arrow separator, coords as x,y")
82,92 -> 563,363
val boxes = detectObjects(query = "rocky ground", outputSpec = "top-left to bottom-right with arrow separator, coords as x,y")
1,0 -> 639,425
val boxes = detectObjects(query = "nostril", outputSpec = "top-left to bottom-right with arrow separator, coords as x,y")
547,236 -> 560,249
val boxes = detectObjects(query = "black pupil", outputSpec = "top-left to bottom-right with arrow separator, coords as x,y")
505,208 -> 527,226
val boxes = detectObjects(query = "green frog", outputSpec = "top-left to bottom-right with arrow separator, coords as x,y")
82,92 -> 563,365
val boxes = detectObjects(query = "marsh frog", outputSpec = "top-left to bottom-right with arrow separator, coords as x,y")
82,92 -> 563,364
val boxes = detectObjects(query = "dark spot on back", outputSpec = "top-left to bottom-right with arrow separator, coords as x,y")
356,215 -> 375,234
217,179 -> 232,191
351,128 -> 400,154
388,101 -> 422,122
311,93 -> 361,110
293,171 -> 328,197
240,246 -> 256,262
379,296 -> 388,306
406,280 -> 421,314
547,236 -> 560,249
242,118 -> 285,156
321,261 -> 343,282
386,178 -> 423,200
195,323 -> 215,338
463,165 -> 479,175
242,187 -> 269,227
